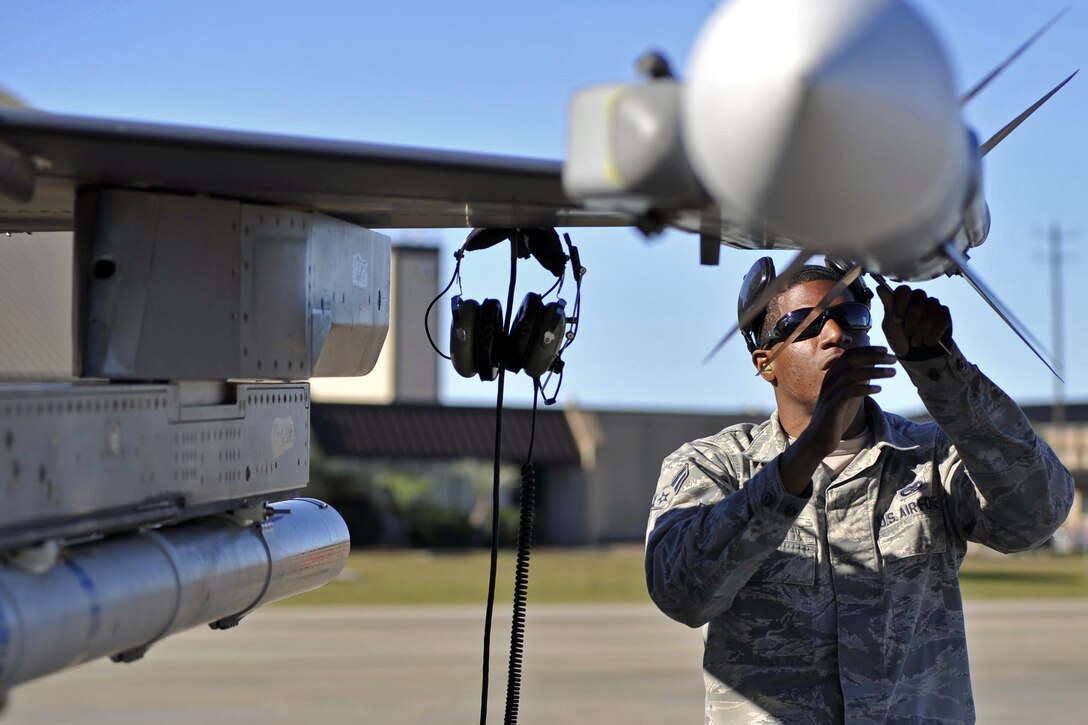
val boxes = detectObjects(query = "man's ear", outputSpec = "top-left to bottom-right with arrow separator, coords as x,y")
752,350 -> 776,382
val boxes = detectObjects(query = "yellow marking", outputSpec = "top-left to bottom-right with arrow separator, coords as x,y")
602,89 -> 626,189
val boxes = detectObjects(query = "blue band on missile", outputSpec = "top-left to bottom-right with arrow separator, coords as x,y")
0,597 -> 8,681
64,559 -> 101,640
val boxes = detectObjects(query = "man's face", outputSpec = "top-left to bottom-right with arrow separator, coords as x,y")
753,280 -> 869,412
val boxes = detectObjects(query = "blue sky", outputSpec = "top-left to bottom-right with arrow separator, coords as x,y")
3,0 -> 1086,415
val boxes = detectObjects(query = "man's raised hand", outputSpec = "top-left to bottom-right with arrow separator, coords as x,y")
877,284 -> 952,358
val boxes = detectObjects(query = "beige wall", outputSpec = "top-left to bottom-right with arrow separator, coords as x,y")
1036,423 -> 1088,533
311,245 -> 439,404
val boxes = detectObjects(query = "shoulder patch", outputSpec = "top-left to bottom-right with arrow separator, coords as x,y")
671,466 -> 689,493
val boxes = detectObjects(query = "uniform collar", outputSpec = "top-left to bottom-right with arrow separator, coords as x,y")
742,398 -> 918,464
742,411 -> 792,463
866,397 -> 919,453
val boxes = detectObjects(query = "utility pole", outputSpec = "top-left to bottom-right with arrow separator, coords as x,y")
1043,222 -> 1081,560
1047,221 -> 1069,425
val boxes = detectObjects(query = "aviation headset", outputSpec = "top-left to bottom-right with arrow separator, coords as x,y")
739,256 -> 872,353
431,228 -> 584,390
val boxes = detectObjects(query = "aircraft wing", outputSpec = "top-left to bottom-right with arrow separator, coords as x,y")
0,87 -> 29,109
0,107 -> 627,232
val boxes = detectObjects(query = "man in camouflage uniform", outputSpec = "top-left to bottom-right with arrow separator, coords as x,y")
645,264 -> 1074,724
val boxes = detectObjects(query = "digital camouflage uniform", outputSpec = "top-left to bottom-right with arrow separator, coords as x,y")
645,346 -> 1074,724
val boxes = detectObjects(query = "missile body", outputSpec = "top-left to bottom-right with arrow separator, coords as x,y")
0,498 -> 349,689
683,0 -> 977,276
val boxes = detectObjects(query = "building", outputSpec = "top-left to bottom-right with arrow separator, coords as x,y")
307,246 -> 1088,545
2,239 -> 1084,545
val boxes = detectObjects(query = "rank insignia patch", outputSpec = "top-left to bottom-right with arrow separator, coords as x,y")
671,466 -> 689,493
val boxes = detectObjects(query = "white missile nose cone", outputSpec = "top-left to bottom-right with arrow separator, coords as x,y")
683,0 -> 970,255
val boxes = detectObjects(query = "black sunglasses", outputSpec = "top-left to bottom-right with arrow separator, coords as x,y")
759,302 -> 871,349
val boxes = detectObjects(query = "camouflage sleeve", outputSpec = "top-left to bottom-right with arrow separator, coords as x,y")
901,344 -> 1074,552
644,439 -> 810,628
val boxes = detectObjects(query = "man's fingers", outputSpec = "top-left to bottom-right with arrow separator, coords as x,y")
909,299 -> 951,346
830,382 -> 886,402
822,355 -> 896,380
925,303 -> 951,346
878,292 -> 910,356
909,298 -> 940,345
880,284 -> 953,352
876,283 -> 894,309
829,365 -> 896,388
892,285 -> 913,321
821,352 -> 896,394
901,289 -> 928,337
830,346 -> 896,366
925,304 -> 952,346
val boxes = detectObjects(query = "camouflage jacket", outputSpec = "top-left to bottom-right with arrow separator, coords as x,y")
645,347 -> 1074,724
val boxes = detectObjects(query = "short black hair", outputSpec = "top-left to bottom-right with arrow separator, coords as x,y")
757,265 -> 857,346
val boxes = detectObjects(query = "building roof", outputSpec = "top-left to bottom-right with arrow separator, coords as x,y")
1020,403 -> 1088,424
311,402 -> 581,466
312,399 -> 1088,477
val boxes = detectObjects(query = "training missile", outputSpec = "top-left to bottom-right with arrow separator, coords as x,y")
683,0 -> 974,276
0,498 -> 349,690
565,0 -> 1012,281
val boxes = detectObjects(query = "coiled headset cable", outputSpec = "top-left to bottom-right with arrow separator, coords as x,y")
422,230 -> 581,724
480,238 -> 518,725
503,380 -> 539,725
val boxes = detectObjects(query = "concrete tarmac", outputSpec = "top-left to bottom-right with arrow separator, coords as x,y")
6,600 -> 1087,723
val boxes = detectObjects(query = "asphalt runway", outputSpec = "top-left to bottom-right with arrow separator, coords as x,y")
6,601 -> 1087,723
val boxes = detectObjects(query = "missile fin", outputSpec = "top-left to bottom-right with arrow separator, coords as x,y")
960,7 -> 1070,106
941,241 -> 1063,380
703,251 -> 811,364
980,70 -> 1079,157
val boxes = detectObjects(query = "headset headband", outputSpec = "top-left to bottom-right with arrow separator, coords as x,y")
461,228 -> 568,278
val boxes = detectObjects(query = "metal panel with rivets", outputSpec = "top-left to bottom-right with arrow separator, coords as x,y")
76,189 -> 390,381
0,381 -> 310,550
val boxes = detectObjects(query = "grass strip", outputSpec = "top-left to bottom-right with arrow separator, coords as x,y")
276,549 -> 1088,606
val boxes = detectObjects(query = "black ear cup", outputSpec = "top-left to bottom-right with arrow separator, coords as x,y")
474,298 -> 504,381
526,299 -> 567,378
450,296 -> 478,378
450,296 -> 504,381
739,256 -> 776,353
506,293 -> 567,378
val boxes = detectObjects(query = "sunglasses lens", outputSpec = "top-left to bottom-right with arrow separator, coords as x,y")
762,307 -> 812,347
835,303 -> 871,330
761,302 -> 871,348
794,314 -> 824,341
